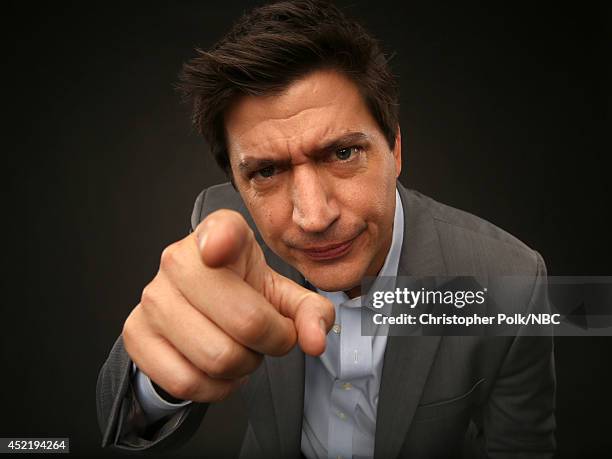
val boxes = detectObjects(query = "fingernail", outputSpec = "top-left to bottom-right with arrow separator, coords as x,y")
319,319 -> 328,336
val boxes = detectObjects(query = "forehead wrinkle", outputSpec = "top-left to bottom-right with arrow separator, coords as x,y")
228,76 -> 368,163
237,121 -> 336,163
283,123 -> 337,162
229,90 -> 373,167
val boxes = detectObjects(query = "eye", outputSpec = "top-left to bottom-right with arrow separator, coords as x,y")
255,165 -> 276,179
335,146 -> 360,161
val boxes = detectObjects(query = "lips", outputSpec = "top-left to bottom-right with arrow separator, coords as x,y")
300,236 -> 358,261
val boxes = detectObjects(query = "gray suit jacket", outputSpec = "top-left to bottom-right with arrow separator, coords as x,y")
96,181 -> 556,458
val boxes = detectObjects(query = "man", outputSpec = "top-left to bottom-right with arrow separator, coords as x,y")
96,1 -> 556,457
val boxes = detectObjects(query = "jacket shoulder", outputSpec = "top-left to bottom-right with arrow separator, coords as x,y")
406,189 -> 542,276
190,182 -> 246,231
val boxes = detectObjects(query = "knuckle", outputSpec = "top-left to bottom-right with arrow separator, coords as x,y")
304,292 -> 335,324
167,373 -> 200,401
205,345 -> 234,378
206,349 -> 232,378
210,381 -> 238,403
138,281 -> 169,332
159,243 -> 181,272
205,342 -> 246,378
234,307 -> 269,344
139,282 -> 160,310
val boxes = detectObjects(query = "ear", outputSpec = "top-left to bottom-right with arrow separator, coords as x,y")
393,125 -> 402,177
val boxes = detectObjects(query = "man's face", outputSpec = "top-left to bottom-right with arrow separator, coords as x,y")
225,70 -> 401,295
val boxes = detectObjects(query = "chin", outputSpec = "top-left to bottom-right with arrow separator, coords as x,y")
299,263 -> 364,293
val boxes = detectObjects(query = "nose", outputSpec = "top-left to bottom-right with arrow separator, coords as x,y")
291,165 -> 340,233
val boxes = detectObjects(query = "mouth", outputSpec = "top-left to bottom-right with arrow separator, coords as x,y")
299,233 -> 361,261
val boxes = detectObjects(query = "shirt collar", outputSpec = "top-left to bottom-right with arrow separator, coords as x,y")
312,187 -> 404,314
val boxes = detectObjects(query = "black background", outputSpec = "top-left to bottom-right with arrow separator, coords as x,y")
3,0 -> 610,457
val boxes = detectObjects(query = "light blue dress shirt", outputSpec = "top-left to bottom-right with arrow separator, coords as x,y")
131,360 -> 191,422
132,188 -> 404,459
301,189 -> 403,459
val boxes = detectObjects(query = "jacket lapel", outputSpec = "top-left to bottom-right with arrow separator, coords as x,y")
265,347 -> 306,457
374,183 -> 447,459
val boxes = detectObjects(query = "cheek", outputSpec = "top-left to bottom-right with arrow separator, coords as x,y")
244,194 -> 291,243
366,157 -> 398,211
336,168 -> 395,221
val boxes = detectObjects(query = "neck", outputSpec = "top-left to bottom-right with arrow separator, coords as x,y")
345,285 -> 361,299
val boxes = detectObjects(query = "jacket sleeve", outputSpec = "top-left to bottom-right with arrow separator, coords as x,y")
475,251 -> 557,458
96,334 -> 209,451
95,189 -> 211,452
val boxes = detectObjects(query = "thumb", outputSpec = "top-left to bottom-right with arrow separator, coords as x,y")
266,270 -> 335,356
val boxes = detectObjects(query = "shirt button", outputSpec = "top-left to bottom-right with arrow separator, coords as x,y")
332,324 -> 341,334
341,382 -> 352,390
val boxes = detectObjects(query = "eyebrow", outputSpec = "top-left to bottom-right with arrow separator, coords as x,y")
237,131 -> 370,175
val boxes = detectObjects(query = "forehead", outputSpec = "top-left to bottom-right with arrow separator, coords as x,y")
224,70 -> 381,161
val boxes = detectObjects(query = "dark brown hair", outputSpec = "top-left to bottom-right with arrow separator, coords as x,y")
177,0 -> 399,176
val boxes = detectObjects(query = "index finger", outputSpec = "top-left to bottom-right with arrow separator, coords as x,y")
163,251 -> 298,356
